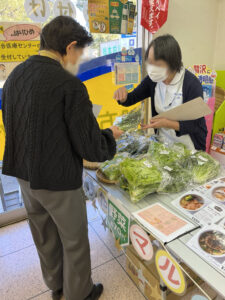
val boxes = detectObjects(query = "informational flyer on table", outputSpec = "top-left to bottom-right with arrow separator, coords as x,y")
133,203 -> 195,243
187,225 -> 225,276
172,177 -> 225,226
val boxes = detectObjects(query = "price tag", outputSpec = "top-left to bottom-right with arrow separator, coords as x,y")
155,250 -> 186,295
130,224 -> 153,261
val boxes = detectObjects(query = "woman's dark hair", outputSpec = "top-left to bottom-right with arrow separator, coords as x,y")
40,16 -> 93,55
145,34 -> 183,72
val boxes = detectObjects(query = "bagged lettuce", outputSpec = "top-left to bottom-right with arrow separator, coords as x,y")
100,153 -> 128,181
188,151 -> 220,184
114,107 -> 141,132
120,158 -> 162,202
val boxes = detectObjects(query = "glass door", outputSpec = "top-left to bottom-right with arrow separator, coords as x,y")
0,161 -> 27,226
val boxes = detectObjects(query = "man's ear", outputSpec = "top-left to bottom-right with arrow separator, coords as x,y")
66,41 -> 77,54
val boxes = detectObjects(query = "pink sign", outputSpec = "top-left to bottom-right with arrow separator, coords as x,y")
141,0 -> 169,34
3,24 -> 40,41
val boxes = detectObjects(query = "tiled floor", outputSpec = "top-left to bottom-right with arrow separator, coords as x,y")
0,200 -> 146,300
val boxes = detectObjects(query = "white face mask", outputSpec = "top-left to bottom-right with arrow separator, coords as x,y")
146,64 -> 168,82
64,57 -> 82,75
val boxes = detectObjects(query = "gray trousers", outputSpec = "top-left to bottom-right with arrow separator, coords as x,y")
18,179 -> 93,300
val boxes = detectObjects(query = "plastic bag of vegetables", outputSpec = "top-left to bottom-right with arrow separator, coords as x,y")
117,134 -> 140,154
99,153 -> 128,181
114,107 -> 141,132
117,131 -> 157,156
157,164 -> 192,193
188,151 -> 220,184
148,141 -> 186,168
120,158 -> 162,202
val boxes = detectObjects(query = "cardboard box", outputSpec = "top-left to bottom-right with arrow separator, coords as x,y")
126,245 -> 217,300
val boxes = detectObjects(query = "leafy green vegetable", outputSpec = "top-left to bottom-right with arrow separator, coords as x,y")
158,164 -> 192,193
114,107 -> 141,132
148,142 -> 186,168
188,151 -> 220,184
100,153 -> 128,181
120,158 -> 162,202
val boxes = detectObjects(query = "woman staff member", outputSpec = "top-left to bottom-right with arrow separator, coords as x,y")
114,34 -> 207,151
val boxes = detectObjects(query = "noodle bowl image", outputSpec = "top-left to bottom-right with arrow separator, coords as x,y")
198,230 -> 225,257
179,194 -> 204,212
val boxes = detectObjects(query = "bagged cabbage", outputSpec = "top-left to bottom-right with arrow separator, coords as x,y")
100,153 -> 128,181
188,151 -> 220,184
114,107 -> 141,132
120,158 -> 162,202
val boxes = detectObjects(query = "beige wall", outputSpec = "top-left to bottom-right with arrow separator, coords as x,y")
214,0 -> 225,70
154,0 -> 224,70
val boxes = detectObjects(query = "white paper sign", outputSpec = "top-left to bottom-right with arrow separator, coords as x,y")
24,0 -> 50,22
130,224 -> 153,261
133,203 -> 195,243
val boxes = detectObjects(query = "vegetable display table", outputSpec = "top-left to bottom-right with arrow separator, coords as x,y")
84,169 -> 225,299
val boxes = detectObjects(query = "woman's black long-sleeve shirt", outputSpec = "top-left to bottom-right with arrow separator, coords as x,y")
2,56 -> 116,190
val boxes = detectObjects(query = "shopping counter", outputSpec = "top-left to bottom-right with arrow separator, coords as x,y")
83,169 -> 225,300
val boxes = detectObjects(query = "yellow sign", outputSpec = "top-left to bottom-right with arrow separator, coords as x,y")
0,41 -> 40,62
88,0 -> 109,33
155,249 -> 186,295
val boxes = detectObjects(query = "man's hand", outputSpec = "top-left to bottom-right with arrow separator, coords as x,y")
141,118 -> 180,131
113,87 -> 128,103
110,126 -> 124,139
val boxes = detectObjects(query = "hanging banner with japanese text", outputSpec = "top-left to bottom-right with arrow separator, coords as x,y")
107,197 -> 130,246
141,0 -> 169,34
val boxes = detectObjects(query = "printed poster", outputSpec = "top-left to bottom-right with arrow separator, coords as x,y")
187,225 -> 225,276
88,0 -> 110,33
133,203 -> 195,243
188,65 -> 217,153
172,177 -> 225,227
114,62 -> 139,85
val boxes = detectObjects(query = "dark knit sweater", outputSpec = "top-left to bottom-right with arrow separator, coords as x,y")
120,70 -> 207,151
2,55 -> 116,190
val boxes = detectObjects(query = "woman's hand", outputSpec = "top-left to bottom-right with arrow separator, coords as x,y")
113,87 -> 128,103
141,118 -> 180,131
